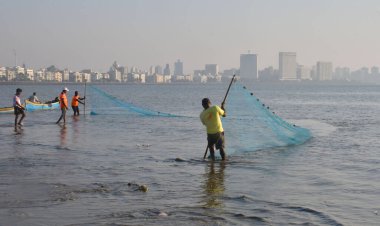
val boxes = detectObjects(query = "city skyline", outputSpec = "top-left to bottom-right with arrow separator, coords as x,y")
1,0 -> 380,73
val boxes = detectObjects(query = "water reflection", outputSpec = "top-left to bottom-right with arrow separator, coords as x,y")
14,126 -> 24,137
59,124 -> 67,147
72,115 -> 80,144
13,126 -> 24,150
202,161 -> 226,208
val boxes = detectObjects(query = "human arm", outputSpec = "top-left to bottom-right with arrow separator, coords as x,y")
200,114 -> 206,125
16,100 -> 25,110
220,103 -> 226,117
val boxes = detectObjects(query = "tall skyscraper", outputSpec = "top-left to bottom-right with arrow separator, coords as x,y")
174,59 -> 183,76
163,64 -> 171,75
316,61 -> 333,80
279,52 -> 297,80
205,64 -> 219,76
240,53 -> 257,79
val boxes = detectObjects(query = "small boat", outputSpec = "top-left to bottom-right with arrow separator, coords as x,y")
25,100 -> 59,112
0,100 -> 59,114
0,106 -> 14,114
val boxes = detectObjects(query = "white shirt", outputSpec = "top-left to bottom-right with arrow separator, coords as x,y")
28,95 -> 39,102
13,95 -> 21,107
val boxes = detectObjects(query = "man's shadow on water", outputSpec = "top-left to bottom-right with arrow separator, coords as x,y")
202,161 -> 226,208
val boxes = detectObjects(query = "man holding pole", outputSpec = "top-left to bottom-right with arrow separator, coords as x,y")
71,91 -> 85,116
200,98 -> 226,161
200,75 -> 235,161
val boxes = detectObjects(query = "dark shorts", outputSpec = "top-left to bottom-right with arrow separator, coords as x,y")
14,107 -> 24,115
72,106 -> 79,113
207,132 -> 225,150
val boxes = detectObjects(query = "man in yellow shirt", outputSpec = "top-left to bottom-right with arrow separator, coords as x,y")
200,98 -> 226,161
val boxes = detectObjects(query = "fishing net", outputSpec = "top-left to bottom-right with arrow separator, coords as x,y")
89,85 -> 181,117
222,82 -> 311,153
88,83 -> 311,154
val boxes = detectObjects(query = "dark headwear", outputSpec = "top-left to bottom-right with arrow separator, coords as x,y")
33,92 -> 36,95
16,88 -> 22,93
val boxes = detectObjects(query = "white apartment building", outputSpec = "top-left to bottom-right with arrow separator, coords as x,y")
279,52 -> 297,80
316,61 -> 333,80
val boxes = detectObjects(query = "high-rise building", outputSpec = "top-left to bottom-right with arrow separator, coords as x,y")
163,64 -> 171,75
155,65 -> 163,74
205,64 -> 219,76
316,61 -> 333,80
174,59 -> 183,76
297,65 -> 311,80
279,52 -> 297,80
334,67 -> 350,80
240,53 -> 257,79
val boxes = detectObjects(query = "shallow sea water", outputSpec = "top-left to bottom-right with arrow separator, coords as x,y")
0,83 -> 379,226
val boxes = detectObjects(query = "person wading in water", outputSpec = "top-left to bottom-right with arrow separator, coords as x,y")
13,88 -> 26,127
71,91 -> 85,116
200,98 -> 226,161
56,87 -> 69,124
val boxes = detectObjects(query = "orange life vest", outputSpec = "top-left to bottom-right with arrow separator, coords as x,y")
60,93 -> 68,109
71,95 -> 80,107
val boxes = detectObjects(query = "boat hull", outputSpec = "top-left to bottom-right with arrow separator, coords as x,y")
0,106 -> 14,114
25,100 -> 60,112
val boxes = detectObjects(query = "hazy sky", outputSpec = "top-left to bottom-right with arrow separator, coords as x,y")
1,0 -> 379,73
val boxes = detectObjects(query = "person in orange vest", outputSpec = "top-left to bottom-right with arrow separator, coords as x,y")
56,87 -> 69,124
71,91 -> 85,116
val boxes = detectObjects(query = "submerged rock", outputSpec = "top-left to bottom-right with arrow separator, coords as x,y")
174,157 -> 185,162
139,185 -> 148,192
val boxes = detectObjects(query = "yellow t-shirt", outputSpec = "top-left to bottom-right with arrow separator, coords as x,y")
200,105 -> 225,134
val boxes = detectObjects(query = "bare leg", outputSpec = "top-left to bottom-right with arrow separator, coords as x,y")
219,148 -> 226,161
15,115 -> 19,127
209,145 -> 216,161
56,115 -> 63,124
18,112 -> 25,125
63,110 -> 66,123
56,110 -> 63,124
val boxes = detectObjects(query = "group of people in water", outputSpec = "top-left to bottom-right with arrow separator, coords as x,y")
56,87 -> 85,124
12,87 -> 227,160
13,87 -> 86,127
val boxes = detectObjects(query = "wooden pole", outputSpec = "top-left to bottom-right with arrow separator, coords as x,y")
221,74 -> 236,106
203,146 -> 209,159
84,80 -> 87,116
203,74 -> 236,159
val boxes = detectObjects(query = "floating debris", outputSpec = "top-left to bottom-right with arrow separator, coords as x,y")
158,211 -> 168,217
